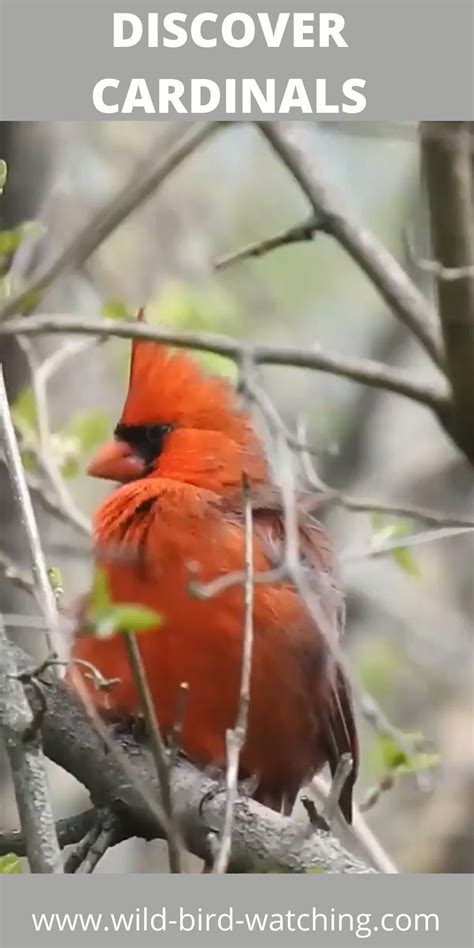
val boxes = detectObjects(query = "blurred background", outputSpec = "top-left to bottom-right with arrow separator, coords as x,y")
0,121 -> 473,873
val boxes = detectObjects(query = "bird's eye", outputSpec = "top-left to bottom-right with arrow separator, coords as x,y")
114,422 -> 173,467
145,424 -> 173,446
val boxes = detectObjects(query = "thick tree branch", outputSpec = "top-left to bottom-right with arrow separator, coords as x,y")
0,621 -> 62,873
0,314 -> 451,417
259,122 -> 444,370
8,642 -> 373,874
421,122 -> 474,460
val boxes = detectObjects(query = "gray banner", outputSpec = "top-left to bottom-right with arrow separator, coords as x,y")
1,873 -> 473,947
0,0 -> 473,120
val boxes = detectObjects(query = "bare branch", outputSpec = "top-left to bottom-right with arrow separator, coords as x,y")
297,419 -> 474,529
323,754 -> 354,824
311,774 -> 398,874
11,640 -> 372,873
122,631 -> 182,873
259,122 -> 444,370
18,338 -> 92,537
0,124 -> 221,322
0,368 -> 61,656
421,121 -> 474,459
214,473 -> 255,874
0,619 -> 62,872
0,810 -> 96,858
215,217 -> 320,270
343,523 -> 474,564
0,314 -> 451,416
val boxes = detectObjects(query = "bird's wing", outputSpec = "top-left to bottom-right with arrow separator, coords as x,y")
223,482 -> 358,823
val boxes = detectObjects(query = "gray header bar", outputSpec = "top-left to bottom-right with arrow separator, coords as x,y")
0,0 -> 473,119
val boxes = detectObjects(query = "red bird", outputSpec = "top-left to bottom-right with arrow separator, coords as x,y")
71,319 -> 358,819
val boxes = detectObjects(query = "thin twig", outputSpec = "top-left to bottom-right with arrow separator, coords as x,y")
297,418 -> 474,529
215,217 -> 321,269
122,631 -> 182,873
259,122 -> 444,370
0,314 -> 450,417
168,682 -> 190,766
0,620 -> 62,872
0,367 -> 61,656
359,774 -> 395,814
343,523 -> 474,563
0,124 -> 221,322
0,456 -> 90,537
213,473 -> 255,874
323,754 -> 354,824
18,338 -> 91,537
311,773 -> 398,874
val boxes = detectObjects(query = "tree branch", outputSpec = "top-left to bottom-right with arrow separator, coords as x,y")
420,122 -> 474,459
122,631 -> 182,873
0,368 -> 61,656
0,810 -> 96,858
0,314 -> 451,417
0,620 -> 62,872
0,123 -> 221,322
258,122 -> 444,370
214,473 -> 255,874
214,217 -> 320,270
8,641 -> 373,874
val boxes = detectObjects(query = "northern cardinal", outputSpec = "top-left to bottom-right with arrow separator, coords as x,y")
71,315 -> 358,819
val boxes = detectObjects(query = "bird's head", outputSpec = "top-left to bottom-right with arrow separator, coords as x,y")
88,312 -> 267,491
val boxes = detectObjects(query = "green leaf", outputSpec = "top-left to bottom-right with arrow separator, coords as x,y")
11,386 -> 37,435
0,160 -> 7,194
101,298 -> 133,321
391,547 -> 421,577
90,569 -> 110,614
370,515 -> 420,577
47,566 -> 64,597
378,734 -> 439,775
0,853 -> 22,874
87,569 -> 160,638
0,221 -> 46,258
94,604 -> 160,638
113,604 -> 160,633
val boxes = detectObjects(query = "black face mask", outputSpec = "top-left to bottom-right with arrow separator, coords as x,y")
114,423 -> 173,468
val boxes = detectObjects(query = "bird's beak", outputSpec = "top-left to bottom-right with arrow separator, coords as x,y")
87,440 -> 145,482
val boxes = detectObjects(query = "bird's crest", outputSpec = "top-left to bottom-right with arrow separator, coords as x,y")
121,309 -> 252,446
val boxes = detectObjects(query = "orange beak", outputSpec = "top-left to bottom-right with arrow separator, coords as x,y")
87,439 -> 146,482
